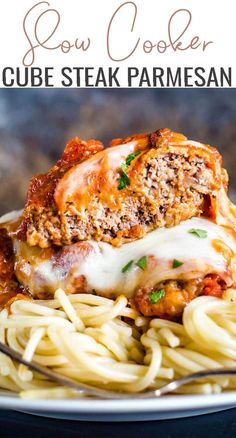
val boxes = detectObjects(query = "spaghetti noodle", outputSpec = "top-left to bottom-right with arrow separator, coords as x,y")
0,289 -> 236,399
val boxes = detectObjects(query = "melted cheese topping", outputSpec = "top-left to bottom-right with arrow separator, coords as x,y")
54,140 -> 139,211
14,218 -> 236,298
0,210 -> 22,225
54,134 -> 223,218
77,217 -> 236,295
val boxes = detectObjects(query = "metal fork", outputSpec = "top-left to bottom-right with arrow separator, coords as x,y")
1,340 -> 236,399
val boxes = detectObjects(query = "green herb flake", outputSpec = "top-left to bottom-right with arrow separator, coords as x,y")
136,256 -> 147,270
172,259 -> 184,269
117,166 -> 130,190
122,260 -> 134,273
149,289 -> 165,304
121,162 -> 128,173
125,150 -> 141,166
188,228 -> 208,239
117,151 -> 141,190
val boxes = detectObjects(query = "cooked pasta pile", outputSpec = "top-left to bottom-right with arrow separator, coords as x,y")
1,289 -> 236,399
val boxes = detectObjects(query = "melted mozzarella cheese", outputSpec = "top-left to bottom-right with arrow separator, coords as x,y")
14,218 -> 236,298
55,140 -> 139,209
0,210 -> 22,224
78,217 -> 236,296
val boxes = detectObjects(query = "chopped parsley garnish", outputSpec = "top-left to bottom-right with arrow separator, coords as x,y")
149,289 -> 165,304
172,259 -> 184,269
125,150 -> 141,166
117,151 -> 141,190
122,260 -> 134,273
118,164 -> 130,190
136,255 -> 147,270
188,228 -> 208,238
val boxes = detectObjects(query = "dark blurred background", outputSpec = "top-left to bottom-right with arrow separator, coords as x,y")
0,88 -> 236,214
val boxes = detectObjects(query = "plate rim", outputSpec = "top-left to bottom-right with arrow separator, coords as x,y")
0,391 -> 236,413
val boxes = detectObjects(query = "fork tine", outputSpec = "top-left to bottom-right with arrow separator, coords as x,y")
0,341 -> 134,399
0,340 -> 236,399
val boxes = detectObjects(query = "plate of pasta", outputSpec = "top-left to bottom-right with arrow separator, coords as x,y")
1,290 -> 236,420
1,128 -> 236,421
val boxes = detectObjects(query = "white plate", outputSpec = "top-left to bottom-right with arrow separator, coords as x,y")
0,391 -> 236,421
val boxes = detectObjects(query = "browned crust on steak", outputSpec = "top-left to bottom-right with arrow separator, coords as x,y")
0,228 -> 28,308
17,128 -> 227,248
16,137 -> 104,241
